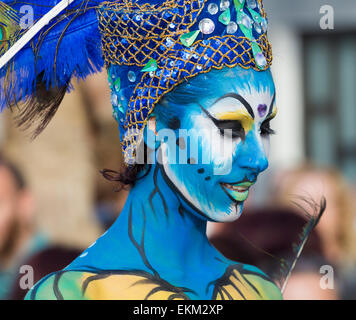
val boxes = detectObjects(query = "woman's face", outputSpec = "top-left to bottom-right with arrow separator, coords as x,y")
153,66 -> 277,222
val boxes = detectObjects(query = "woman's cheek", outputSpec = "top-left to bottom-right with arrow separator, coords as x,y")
261,135 -> 270,159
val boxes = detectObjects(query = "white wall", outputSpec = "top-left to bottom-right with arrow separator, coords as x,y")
268,25 -> 305,169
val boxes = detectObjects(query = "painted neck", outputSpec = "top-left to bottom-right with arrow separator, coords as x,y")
112,163 -> 217,273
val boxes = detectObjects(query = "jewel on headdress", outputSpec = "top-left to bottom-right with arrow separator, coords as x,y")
141,58 -> 158,73
128,71 -> 136,82
261,17 -> 268,32
240,12 -> 252,29
254,21 -> 262,33
114,78 -> 121,92
118,102 -> 124,114
220,0 -> 230,11
208,3 -> 219,15
199,18 -> 215,34
111,93 -> 118,107
252,42 -> 267,69
234,0 -> 245,11
247,7 -> 262,23
219,9 -> 231,25
255,52 -> 267,69
165,37 -> 174,48
227,21 -> 238,34
246,0 -> 257,9
180,30 -> 200,47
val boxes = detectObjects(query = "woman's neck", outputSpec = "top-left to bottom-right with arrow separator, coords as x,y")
109,164 -> 223,275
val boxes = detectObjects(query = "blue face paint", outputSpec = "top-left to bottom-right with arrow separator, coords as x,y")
154,65 -> 276,222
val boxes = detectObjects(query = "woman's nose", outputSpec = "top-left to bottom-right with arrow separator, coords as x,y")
236,132 -> 269,173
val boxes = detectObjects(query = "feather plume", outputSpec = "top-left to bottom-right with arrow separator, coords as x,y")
280,196 -> 326,293
0,2 -> 21,57
0,0 -> 105,136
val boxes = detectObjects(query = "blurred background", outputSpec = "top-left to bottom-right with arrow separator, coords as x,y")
0,0 -> 355,300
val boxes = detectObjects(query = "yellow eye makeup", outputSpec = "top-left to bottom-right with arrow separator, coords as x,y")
215,110 -> 254,133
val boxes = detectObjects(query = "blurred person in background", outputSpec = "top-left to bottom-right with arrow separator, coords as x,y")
0,154 -> 82,299
209,207 -> 339,300
0,154 -> 48,299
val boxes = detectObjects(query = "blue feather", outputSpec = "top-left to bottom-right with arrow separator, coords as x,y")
0,0 -> 105,112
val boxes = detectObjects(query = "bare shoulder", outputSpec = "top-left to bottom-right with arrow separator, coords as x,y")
238,263 -> 283,300
25,271 -> 86,300
212,263 -> 283,300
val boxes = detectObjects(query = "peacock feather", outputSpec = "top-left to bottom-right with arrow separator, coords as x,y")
0,0 -> 105,136
0,2 -> 21,57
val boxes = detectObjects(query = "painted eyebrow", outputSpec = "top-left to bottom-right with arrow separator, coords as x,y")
211,93 -> 255,119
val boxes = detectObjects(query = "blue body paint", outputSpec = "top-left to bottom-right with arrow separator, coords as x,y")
65,65 -> 277,299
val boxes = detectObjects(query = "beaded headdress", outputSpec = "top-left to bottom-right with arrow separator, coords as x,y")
0,0 -> 272,164
98,0 -> 272,164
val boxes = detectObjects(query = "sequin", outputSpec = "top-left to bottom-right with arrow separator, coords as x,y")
128,71 -> 136,82
165,37 -> 174,47
208,3 -> 219,15
226,21 -> 238,34
219,9 -> 231,25
199,18 -> 215,34
241,13 -> 252,29
141,58 -> 158,72
261,17 -> 268,32
246,0 -> 257,9
220,0 -> 230,11
180,30 -> 200,47
255,52 -> 267,69
254,21 -> 262,34
111,93 -> 118,106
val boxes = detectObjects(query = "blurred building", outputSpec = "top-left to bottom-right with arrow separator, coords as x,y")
266,0 -> 356,184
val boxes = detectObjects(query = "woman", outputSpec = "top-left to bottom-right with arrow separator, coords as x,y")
1,0 -> 283,299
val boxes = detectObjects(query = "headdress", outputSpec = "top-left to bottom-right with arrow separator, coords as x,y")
0,0 -> 272,164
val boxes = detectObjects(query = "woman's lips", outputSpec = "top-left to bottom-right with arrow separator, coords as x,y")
220,181 -> 255,202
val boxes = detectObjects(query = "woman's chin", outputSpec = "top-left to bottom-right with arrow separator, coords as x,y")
208,202 -> 243,222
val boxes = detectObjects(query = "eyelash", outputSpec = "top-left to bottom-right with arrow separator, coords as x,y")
215,120 -> 245,140
201,106 -> 275,139
216,119 -> 276,139
260,120 -> 276,136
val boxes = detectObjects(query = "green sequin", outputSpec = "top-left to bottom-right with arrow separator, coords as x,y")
141,58 -> 158,72
219,9 -> 231,26
233,0 -> 245,11
247,7 -> 262,23
180,30 -> 200,47
114,78 -> 121,91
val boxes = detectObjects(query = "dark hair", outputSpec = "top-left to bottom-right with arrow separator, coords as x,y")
0,154 -> 26,190
101,140 -> 152,190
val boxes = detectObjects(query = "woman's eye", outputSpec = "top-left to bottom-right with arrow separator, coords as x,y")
260,120 -> 275,136
216,120 -> 245,140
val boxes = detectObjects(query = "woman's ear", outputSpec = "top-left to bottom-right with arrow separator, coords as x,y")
144,116 -> 159,150
148,116 -> 157,135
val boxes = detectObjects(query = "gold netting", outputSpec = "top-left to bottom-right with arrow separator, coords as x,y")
97,0 -> 272,163
123,33 -> 272,163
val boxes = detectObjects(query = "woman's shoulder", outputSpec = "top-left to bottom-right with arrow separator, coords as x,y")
213,263 -> 283,300
25,270 -> 86,300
